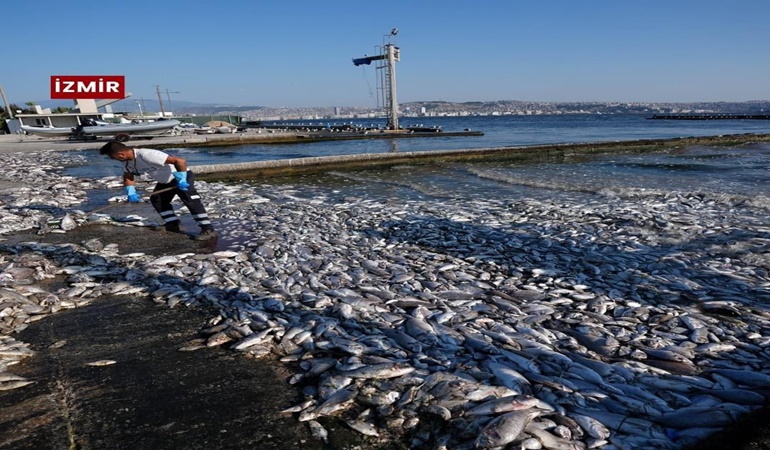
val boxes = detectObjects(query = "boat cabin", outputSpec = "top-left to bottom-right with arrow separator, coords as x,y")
5,98 -> 118,134
8,112 -> 104,133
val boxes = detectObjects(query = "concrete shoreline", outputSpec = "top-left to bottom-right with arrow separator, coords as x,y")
3,130 -> 770,181
193,132 -> 770,180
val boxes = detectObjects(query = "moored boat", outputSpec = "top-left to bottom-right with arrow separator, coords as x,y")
21,118 -> 180,141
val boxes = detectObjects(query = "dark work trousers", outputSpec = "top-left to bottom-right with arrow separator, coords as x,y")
149,171 -> 214,232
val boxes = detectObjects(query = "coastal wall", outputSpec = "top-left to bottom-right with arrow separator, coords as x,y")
193,133 -> 770,181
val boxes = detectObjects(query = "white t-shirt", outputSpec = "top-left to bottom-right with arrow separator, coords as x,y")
124,148 -> 176,183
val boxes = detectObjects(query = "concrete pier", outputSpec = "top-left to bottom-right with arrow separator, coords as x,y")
3,130 -> 770,182
0,127 -> 483,153
192,132 -> 770,181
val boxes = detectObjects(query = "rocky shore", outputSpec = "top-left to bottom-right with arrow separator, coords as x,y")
1,135 -> 770,449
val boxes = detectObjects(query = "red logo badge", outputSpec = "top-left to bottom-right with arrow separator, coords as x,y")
50,75 -> 126,99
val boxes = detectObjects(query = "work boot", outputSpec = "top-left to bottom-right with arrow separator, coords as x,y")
194,228 -> 217,241
164,221 -> 182,233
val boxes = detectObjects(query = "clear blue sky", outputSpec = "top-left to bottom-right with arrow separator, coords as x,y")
4,0 -> 769,107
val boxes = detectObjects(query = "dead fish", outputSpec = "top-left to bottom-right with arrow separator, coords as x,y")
701,388 -> 767,405
653,405 -> 743,429
708,368 -> 770,388
342,362 -> 416,379
281,399 -> 316,414
486,362 -> 530,394
569,412 -> 611,440
0,288 -> 29,303
307,420 -> 329,442
299,386 -> 358,422
177,338 -> 208,352
0,373 -> 28,382
60,214 -> 77,231
205,331 -> 233,347
0,379 -> 35,390
525,423 -> 584,450
465,395 -> 541,416
86,360 -> 117,367
475,409 -> 539,448
345,419 -> 380,437
48,340 -> 67,349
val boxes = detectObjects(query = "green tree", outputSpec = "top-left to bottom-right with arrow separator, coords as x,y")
0,104 -> 16,119
20,102 -> 36,114
0,103 -> 35,133
0,103 -> 35,116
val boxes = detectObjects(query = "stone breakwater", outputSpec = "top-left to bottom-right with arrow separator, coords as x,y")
1,150 -> 770,449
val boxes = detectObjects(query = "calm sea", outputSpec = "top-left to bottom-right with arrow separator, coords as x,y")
63,114 -> 770,208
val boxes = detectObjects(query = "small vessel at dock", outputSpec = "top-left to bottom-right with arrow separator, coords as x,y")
21,118 -> 181,141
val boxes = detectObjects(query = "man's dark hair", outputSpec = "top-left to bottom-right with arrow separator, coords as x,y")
99,141 -> 129,156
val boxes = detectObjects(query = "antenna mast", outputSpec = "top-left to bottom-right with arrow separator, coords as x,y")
353,28 -> 401,130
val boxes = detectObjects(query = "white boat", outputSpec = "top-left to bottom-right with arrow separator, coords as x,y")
203,120 -> 237,134
21,118 -> 181,141
193,126 -> 215,134
19,126 -> 75,137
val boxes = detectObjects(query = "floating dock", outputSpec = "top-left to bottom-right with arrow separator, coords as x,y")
649,113 -> 770,120
157,128 -> 483,149
3,127 -> 484,152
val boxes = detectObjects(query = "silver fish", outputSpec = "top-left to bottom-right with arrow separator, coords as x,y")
464,395 -> 541,417
60,214 -> 77,231
307,420 -> 328,442
341,362 -> 415,379
475,409 -> 539,448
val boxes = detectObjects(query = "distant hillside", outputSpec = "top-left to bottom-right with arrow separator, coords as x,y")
174,104 -> 268,115
399,100 -> 770,115
211,100 -> 770,120
17,99 -> 770,118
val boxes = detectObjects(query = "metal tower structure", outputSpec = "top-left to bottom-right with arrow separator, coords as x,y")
353,29 -> 401,130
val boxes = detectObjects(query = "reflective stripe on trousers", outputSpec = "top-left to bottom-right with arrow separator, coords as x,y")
149,170 -> 213,230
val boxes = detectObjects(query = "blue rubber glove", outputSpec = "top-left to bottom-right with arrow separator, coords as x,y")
173,171 -> 189,191
125,185 -> 142,203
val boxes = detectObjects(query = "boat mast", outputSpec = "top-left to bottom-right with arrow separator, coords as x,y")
0,85 -> 13,119
156,85 -> 166,117
353,28 -> 401,130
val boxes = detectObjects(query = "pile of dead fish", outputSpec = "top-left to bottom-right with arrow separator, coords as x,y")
1,150 -> 770,449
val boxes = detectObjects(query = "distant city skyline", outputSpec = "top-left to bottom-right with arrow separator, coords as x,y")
5,1 -> 770,107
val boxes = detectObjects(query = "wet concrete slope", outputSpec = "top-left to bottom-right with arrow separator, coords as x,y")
0,293 -> 328,450
0,225 -> 383,450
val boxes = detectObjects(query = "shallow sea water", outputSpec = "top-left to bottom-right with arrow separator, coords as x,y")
243,142 -> 770,211
61,115 -> 770,252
